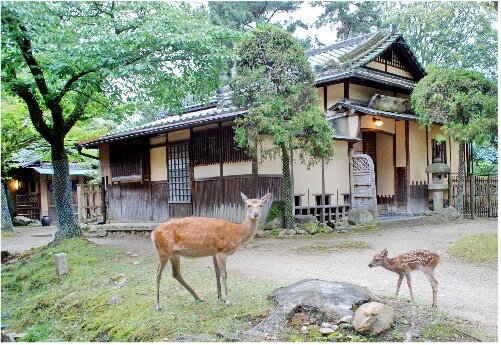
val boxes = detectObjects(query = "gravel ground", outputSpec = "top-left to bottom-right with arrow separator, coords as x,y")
2,219 -> 497,340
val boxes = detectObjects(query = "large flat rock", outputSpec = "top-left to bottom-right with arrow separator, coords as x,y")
246,279 -> 370,337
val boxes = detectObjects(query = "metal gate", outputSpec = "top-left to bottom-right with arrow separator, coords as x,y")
350,154 -> 377,215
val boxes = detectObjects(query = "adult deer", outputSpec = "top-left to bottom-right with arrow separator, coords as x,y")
151,192 -> 272,310
368,249 -> 440,307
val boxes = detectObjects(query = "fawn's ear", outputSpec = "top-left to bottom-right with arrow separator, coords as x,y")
241,192 -> 249,202
260,193 -> 272,204
381,249 -> 388,257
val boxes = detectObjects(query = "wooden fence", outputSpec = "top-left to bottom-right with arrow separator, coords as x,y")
77,184 -> 104,223
451,174 -> 498,218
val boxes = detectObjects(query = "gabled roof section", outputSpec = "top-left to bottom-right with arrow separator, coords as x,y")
307,26 -> 426,81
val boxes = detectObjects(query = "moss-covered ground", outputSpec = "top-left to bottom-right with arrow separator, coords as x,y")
448,233 -> 497,263
1,238 -> 278,341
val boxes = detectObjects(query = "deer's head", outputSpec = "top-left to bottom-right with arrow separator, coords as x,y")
368,249 -> 388,268
241,192 -> 272,221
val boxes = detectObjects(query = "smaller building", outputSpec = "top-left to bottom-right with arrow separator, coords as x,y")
7,161 -> 93,222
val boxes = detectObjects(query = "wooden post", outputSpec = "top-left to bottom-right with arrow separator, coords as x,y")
405,121 -> 411,212
487,176 -> 492,217
321,157 -> 325,223
469,174 -> 475,219
77,184 -> 82,223
448,173 -> 453,208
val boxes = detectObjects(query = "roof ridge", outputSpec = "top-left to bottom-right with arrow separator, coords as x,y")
306,31 -> 375,57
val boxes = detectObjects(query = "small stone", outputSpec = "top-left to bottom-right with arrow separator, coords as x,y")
321,322 -> 332,328
54,253 -> 68,275
404,329 -> 420,342
1,325 -> 7,330
130,253 -> 138,257
133,261 -> 140,265
338,315 -> 353,324
1,313 -> 10,319
300,326 -> 308,334
112,278 -> 127,289
319,328 -> 336,335
255,230 -> 266,238
353,302 -> 394,335
278,230 -> 287,238
108,295 -> 121,305
1,332 -> 14,342
13,333 -> 26,339
295,229 -> 307,235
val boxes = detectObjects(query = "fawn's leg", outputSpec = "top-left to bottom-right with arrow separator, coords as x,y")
216,252 -> 231,306
423,267 -> 438,307
213,254 -> 222,299
170,254 -> 203,302
396,273 -> 404,296
156,254 -> 170,310
405,272 -> 414,302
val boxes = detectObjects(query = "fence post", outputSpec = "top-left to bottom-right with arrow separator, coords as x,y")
77,184 -> 82,223
487,176 -> 492,217
469,175 -> 475,219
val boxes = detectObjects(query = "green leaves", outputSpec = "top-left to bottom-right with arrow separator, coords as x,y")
411,66 -> 497,146
231,24 -> 335,164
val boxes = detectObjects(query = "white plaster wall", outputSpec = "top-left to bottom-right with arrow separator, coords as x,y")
395,120 -> 406,167
168,129 -> 190,142
194,165 -> 220,179
39,174 -> 49,217
349,84 -> 393,103
223,161 -> 252,176
257,136 -> 282,175
360,115 -> 395,134
409,121 -> 427,182
150,147 -> 167,181
293,141 -> 350,206
326,83 -> 344,108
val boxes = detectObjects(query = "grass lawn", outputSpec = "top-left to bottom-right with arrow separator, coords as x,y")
448,233 -> 498,263
1,238 -> 279,341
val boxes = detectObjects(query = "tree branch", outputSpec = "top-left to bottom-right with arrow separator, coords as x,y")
63,92 -> 92,134
11,83 -> 54,143
54,68 -> 98,103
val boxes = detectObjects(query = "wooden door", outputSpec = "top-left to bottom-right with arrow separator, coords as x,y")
350,154 -> 377,215
396,167 -> 407,210
167,141 -> 192,218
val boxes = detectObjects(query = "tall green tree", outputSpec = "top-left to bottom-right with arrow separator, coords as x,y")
231,24 -> 335,228
313,1 -> 385,40
387,2 -> 498,79
208,2 -> 303,31
411,66 -> 497,212
2,2 -> 234,240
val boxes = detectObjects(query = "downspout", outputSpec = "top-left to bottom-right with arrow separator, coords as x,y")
75,144 -> 107,224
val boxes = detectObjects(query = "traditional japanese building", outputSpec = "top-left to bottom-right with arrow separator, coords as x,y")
77,26 -> 465,223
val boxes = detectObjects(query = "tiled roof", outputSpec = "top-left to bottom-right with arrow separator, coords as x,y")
329,99 -> 420,122
316,67 -> 416,90
79,27 -> 425,147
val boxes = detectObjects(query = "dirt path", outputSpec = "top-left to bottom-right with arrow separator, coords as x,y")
90,218 -> 498,340
2,219 -> 497,339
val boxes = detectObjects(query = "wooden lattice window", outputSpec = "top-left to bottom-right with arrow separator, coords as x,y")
375,49 -> 406,69
110,141 -> 142,179
168,142 -> 191,203
432,139 -> 447,163
191,126 -> 251,166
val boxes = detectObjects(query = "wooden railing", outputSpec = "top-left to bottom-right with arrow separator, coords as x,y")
77,184 -> 103,223
294,204 -> 350,222
451,174 -> 498,218
16,194 -> 40,220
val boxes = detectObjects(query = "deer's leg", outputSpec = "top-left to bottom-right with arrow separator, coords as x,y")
156,254 -> 170,310
423,268 -> 439,307
216,252 -> 231,306
405,272 -> 414,302
170,254 -> 203,302
213,254 -> 222,299
396,273 -> 404,297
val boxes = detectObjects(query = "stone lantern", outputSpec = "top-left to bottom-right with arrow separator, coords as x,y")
426,158 -> 451,211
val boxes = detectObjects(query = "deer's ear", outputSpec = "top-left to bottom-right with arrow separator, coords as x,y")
260,193 -> 272,204
381,249 -> 388,257
241,192 -> 249,202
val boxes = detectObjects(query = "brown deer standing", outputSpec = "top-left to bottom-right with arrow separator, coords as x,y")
368,249 -> 440,307
151,192 -> 272,310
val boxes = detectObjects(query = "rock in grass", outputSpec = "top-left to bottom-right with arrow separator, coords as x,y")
321,322 -> 332,328
319,327 -> 337,335
108,295 -> 121,305
300,326 -> 308,334
54,253 -> 69,276
337,315 -> 353,324
353,302 -> 394,335
1,332 -> 14,342
12,216 -> 31,226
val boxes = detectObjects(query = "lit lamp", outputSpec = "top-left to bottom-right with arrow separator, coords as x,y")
11,179 -> 19,191
373,117 -> 383,127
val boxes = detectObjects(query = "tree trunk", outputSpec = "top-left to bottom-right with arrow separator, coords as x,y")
456,141 -> 466,214
281,145 -> 294,228
2,183 -> 14,232
51,136 -> 82,240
